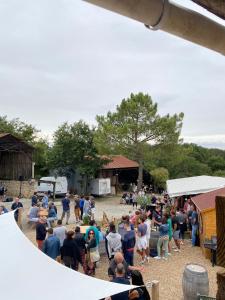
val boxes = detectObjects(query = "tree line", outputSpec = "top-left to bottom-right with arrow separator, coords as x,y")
1,93 -> 225,190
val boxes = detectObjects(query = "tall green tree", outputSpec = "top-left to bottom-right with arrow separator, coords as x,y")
0,115 -> 38,143
95,93 -> 183,190
33,138 -> 50,178
151,167 -> 169,190
49,121 -> 106,192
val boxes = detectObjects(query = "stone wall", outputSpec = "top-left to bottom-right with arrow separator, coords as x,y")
0,179 -> 36,198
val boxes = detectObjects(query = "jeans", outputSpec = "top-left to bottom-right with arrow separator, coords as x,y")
157,236 -> 169,258
61,210 -> 70,224
192,224 -> 198,246
47,217 -> 57,228
124,251 -> 134,266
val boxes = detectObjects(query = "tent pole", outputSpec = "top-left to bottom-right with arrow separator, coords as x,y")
83,0 -> 225,55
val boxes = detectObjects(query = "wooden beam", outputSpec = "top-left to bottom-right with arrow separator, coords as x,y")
217,269 -> 225,300
215,196 -> 225,268
215,196 -> 225,298
53,182 -> 56,201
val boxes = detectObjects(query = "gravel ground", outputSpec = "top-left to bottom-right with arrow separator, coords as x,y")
4,196 -> 219,300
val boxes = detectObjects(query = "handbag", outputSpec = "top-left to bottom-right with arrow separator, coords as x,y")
90,247 -> 100,263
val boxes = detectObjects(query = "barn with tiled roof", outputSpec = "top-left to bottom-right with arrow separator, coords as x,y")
99,155 -> 139,194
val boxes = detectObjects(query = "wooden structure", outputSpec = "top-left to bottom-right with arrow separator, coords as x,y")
192,187 -> 225,259
215,196 -> 225,299
152,280 -> 159,300
0,133 -> 34,180
215,196 -> 225,268
99,155 -> 139,194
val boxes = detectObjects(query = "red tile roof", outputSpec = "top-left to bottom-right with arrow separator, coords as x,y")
102,155 -> 139,169
192,187 -> 225,212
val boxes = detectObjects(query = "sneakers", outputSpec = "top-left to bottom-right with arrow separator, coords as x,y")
162,257 -> 168,261
144,256 -> 150,263
168,253 -> 172,256
154,256 -> 161,260
174,249 -> 181,252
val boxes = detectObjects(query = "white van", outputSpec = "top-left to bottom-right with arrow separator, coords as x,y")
37,176 -> 68,196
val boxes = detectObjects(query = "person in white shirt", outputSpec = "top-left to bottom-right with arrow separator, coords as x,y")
144,213 -> 151,260
53,219 -> 67,247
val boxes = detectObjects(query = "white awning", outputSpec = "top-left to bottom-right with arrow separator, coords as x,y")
0,212 -> 134,300
167,175 -> 225,198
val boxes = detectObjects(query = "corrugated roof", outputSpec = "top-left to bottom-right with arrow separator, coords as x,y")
102,155 -> 139,169
192,187 -> 225,212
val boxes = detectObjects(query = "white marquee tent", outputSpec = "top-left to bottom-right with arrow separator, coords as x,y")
0,212 -> 134,300
166,175 -> 225,198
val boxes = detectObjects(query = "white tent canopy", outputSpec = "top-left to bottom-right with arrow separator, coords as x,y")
0,212 -> 135,300
166,175 -> 225,198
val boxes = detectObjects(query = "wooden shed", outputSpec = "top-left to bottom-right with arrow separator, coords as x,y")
192,187 -> 225,259
0,133 -> 34,180
99,155 -> 139,194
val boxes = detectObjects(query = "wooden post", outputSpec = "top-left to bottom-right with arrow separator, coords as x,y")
152,280 -> 159,300
53,182 -> 56,201
217,269 -> 225,300
215,196 -> 225,267
215,196 -> 225,299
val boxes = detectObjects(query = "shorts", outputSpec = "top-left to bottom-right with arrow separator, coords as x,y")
173,230 -> 180,240
75,207 -> 80,218
136,235 -> 147,250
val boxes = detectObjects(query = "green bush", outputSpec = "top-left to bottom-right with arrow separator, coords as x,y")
137,195 -> 151,209
82,215 -> 90,225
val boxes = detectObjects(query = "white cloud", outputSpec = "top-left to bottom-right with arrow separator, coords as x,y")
0,0 -> 225,149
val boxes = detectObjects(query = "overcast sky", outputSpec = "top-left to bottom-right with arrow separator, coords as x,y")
0,0 -> 225,148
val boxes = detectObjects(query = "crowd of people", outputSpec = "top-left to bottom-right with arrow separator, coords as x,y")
25,192 -> 96,226
32,191 -> 198,299
0,190 -> 199,300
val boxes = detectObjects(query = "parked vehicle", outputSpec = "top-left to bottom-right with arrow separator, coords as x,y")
37,176 -> 68,197
90,178 -> 111,196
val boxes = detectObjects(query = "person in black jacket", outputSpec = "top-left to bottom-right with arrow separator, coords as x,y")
129,270 -> 151,300
74,226 -> 87,272
61,230 -> 81,270
36,217 -> 47,250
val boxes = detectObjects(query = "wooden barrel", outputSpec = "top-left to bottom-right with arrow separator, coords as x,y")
149,231 -> 160,249
182,264 -> 209,300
